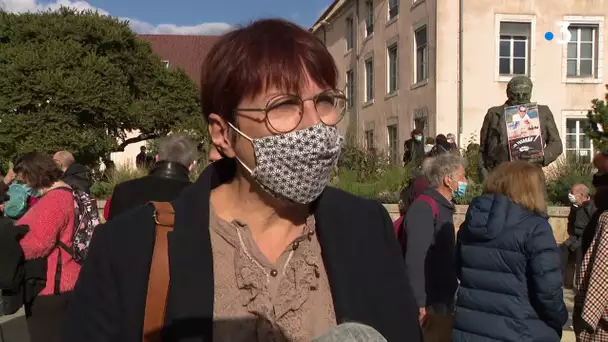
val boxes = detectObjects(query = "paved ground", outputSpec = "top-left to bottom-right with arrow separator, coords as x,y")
0,290 -> 577,341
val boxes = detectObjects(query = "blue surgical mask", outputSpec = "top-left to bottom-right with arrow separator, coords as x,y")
415,135 -> 423,142
450,177 -> 467,197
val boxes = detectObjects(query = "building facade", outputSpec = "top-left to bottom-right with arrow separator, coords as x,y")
312,0 -> 608,164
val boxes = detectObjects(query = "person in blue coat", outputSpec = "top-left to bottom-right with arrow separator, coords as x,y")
453,160 -> 567,341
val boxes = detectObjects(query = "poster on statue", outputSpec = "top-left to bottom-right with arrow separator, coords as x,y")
504,103 -> 544,162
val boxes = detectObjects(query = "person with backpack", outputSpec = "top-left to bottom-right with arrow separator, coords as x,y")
12,152 -> 83,342
403,154 -> 467,341
398,156 -> 434,217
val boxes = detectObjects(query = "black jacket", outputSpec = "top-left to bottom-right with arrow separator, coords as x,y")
403,188 -> 458,308
566,200 -> 596,250
63,163 -> 92,194
479,103 -> 563,176
0,220 -> 46,315
62,158 -> 422,342
403,139 -> 425,167
107,161 -> 191,220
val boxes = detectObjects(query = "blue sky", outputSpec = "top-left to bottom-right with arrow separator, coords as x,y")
1,0 -> 333,34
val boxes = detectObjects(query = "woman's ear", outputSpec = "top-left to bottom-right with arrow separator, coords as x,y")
208,114 -> 236,158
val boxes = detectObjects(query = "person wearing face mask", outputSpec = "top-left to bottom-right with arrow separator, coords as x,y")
62,19 -> 422,342
562,184 -> 596,290
446,133 -> 458,150
453,161 -> 567,342
479,76 -> 563,179
403,154 -> 466,341
404,129 -> 426,168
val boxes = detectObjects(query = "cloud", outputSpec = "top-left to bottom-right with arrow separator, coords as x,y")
0,0 -> 232,35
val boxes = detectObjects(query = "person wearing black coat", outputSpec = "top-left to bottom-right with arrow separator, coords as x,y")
563,184 -> 596,289
454,161 -> 567,341
403,129 -> 426,168
61,18 -> 421,342
52,151 -> 92,194
107,134 -> 198,220
62,158 -> 421,341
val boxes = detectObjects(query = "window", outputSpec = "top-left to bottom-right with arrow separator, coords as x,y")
414,108 -> 429,137
565,118 -> 593,163
365,1 -> 374,36
162,60 -> 170,68
387,44 -> 398,93
365,58 -> 374,102
567,25 -> 598,78
346,17 -> 354,51
365,129 -> 375,151
388,0 -> 399,20
499,22 -> 530,75
387,125 -> 399,164
346,69 -> 355,108
414,26 -> 428,83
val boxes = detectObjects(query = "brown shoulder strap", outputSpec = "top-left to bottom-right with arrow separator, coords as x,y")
142,201 -> 175,342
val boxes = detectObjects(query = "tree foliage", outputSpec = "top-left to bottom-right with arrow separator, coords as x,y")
0,8 -> 205,166
587,84 -> 608,151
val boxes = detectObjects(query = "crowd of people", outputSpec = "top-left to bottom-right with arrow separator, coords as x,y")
0,17 -> 607,342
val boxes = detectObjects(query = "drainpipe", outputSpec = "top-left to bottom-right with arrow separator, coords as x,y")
322,23 -> 327,44
355,0 -> 361,139
457,0 -> 464,145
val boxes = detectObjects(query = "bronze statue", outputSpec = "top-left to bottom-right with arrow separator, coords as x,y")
479,76 -> 563,178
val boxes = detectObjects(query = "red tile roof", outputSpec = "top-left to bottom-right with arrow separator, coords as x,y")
138,34 -> 220,86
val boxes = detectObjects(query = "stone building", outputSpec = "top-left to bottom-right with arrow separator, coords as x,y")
312,0 -> 608,164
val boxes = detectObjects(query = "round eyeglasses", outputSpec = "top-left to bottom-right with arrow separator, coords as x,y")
234,89 -> 347,133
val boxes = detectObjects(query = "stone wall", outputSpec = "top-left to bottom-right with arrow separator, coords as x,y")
97,200 -> 570,244
383,204 -> 571,244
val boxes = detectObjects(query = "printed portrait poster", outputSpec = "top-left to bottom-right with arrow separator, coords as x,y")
504,104 -> 545,162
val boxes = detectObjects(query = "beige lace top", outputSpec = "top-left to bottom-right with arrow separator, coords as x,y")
209,207 -> 337,342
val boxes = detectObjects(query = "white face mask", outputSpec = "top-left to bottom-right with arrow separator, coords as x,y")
228,122 -> 344,204
568,193 -> 577,204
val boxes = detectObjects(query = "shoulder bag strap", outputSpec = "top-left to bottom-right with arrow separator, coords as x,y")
142,201 -> 175,342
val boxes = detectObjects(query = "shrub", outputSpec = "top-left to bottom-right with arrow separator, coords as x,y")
90,166 -> 147,199
333,139 -> 412,203
545,157 -> 594,206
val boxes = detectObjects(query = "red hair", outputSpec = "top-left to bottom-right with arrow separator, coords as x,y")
200,18 -> 338,123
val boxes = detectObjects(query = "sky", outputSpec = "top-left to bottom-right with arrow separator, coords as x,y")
0,0 -> 333,35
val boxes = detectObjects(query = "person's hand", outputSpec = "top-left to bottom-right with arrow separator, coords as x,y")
418,307 -> 428,325
3,168 -> 15,185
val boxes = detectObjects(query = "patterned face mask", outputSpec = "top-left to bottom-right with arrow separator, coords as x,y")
228,122 -> 344,204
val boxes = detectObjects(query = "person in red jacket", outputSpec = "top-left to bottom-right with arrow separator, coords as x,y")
14,152 -> 80,342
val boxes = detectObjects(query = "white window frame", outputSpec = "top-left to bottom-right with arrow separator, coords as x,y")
413,25 -> 428,85
562,111 -> 595,162
494,14 -> 536,83
346,16 -> 354,52
387,42 -> 399,94
346,69 -> 355,108
365,128 -> 375,151
499,33 -> 528,76
388,0 -> 399,22
364,57 -> 374,103
562,16 -> 605,84
365,0 -> 374,37
566,26 -> 597,78
387,123 -> 399,164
